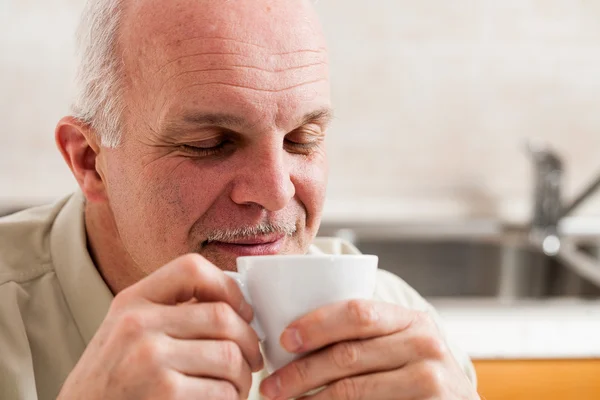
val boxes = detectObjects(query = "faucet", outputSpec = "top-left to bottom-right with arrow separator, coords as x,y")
527,140 -> 600,255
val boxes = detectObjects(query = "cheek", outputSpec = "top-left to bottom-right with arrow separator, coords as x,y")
142,160 -> 230,225
292,153 -> 328,218
105,151 -> 229,241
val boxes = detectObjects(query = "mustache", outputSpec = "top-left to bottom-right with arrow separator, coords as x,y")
203,220 -> 297,244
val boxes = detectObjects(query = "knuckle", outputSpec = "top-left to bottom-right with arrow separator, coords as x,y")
413,361 -> 445,394
347,300 -> 377,327
116,311 -> 146,339
134,337 -> 162,367
410,334 -> 447,360
332,341 -> 361,370
218,340 -> 243,367
290,357 -> 311,382
210,302 -> 236,329
155,370 -> 180,399
211,381 -> 238,400
178,254 -> 206,277
310,307 -> 328,326
111,290 -> 134,312
181,252 -> 205,264
331,377 -> 362,400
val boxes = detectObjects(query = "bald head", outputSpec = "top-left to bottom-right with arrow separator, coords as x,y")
73,0 -> 328,147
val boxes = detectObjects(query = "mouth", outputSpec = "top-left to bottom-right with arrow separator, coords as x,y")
205,234 -> 286,256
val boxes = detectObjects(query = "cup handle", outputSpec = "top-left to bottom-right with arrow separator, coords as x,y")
224,271 -> 266,341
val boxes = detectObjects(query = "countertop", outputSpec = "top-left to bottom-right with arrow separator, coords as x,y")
430,298 -> 600,360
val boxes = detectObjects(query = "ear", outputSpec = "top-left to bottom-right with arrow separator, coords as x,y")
55,116 -> 108,203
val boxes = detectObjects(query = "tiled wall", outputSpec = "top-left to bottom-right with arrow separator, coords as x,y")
3,0 -> 600,221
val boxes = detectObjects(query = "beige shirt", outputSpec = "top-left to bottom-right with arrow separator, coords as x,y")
0,192 -> 476,400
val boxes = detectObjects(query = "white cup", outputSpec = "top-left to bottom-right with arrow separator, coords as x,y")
224,254 -> 378,372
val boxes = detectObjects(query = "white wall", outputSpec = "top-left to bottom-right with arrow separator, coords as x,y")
1,1 -> 84,207
3,0 -> 600,221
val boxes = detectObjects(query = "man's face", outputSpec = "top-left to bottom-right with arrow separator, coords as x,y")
97,0 -> 331,272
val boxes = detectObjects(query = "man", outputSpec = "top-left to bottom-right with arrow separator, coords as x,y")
0,0 -> 478,399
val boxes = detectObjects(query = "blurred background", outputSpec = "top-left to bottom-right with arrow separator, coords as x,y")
2,1 -> 600,398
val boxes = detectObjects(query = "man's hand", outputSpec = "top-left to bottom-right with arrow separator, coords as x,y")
58,254 -> 263,400
259,300 -> 477,400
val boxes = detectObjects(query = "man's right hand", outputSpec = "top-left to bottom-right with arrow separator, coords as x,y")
58,254 -> 263,400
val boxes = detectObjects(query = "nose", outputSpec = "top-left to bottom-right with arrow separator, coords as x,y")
230,143 -> 295,211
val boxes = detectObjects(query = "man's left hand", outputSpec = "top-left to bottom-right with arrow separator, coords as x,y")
259,300 -> 478,400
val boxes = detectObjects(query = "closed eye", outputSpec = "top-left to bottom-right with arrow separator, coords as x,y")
284,126 -> 325,154
179,140 -> 232,157
284,139 -> 320,152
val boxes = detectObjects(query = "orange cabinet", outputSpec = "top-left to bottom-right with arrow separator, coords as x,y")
474,359 -> 600,400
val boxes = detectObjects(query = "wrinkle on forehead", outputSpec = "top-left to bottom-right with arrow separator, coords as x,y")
153,39 -> 329,127
156,45 -> 327,75
124,0 -> 327,73
154,52 -> 328,101
121,0 -> 329,133
168,35 -> 326,54
153,36 -> 328,89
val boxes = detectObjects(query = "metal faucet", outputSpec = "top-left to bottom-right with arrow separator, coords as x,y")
527,141 -> 600,255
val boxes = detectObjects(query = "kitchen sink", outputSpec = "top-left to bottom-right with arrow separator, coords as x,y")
358,239 -> 600,298
318,222 -> 600,300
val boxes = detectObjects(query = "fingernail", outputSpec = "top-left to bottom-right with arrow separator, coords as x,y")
260,374 -> 281,399
281,328 -> 303,352
255,353 -> 265,372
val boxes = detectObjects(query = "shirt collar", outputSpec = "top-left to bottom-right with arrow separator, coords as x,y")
50,191 -> 114,345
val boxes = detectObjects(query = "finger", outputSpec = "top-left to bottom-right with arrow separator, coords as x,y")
262,330 -> 448,400
121,253 -> 253,322
165,338 -> 254,398
157,302 -> 264,371
296,366 -> 427,400
299,360 -> 474,400
169,372 -> 240,400
281,300 -> 415,353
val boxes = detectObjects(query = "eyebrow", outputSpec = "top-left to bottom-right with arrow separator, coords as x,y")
182,112 -> 249,128
160,113 -> 248,139
301,107 -> 334,127
162,107 -> 334,138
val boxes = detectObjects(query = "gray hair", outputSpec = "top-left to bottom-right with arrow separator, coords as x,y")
71,0 -> 125,148
205,222 -> 297,244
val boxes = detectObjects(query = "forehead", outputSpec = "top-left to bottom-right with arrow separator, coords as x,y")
121,0 -> 330,129
129,0 -> 325,52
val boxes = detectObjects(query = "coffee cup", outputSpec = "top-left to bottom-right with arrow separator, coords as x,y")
224,254 -> 378,372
